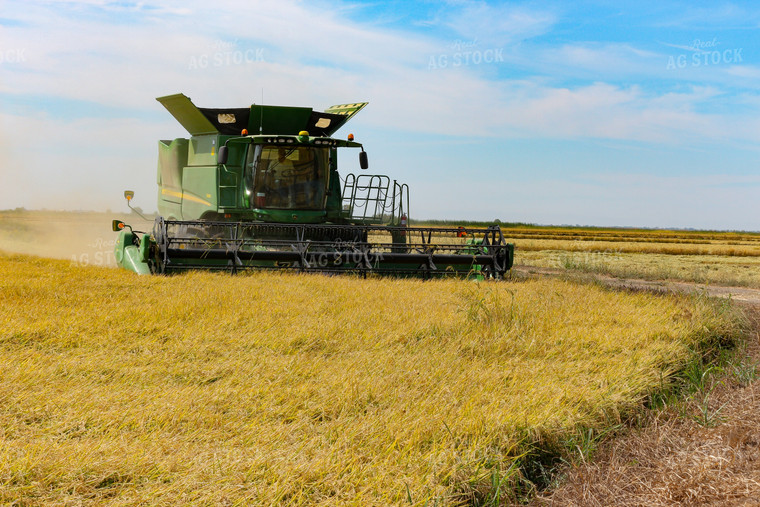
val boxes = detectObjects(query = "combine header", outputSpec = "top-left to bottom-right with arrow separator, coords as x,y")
113,93 -> 514,278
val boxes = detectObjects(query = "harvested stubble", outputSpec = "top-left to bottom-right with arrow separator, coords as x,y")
0,252 -> 743,505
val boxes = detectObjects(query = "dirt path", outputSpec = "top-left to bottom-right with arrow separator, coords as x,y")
515,265 -> 760,505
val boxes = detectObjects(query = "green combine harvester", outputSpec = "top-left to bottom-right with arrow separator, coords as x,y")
113,93 -> 514,277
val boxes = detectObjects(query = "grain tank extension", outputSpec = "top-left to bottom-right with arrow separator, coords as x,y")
113,93 -> 514,277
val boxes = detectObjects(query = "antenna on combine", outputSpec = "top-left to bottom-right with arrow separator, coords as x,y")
259,88 -> 264,134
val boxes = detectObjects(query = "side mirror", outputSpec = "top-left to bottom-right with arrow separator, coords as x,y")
122,190 -> 148,221
359,150 -> 369,170
218,145 -> 228,165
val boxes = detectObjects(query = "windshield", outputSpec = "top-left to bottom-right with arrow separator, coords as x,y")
245,144 -> 329,210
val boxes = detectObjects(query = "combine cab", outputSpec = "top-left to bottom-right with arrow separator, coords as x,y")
113,93 -> 514,278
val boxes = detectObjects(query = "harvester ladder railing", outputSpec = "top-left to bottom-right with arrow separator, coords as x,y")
342,174 -> 409,224
342,174 -> 390,223
341,173 -> 357,219
389,180 -> 410,225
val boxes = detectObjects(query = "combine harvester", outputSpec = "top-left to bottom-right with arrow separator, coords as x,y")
113,93 -> 514,278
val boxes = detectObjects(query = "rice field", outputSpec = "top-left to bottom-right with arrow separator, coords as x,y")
521,250 -> 760,288
489,225 -> 760,288
495,225 -> 760,257
0,250 -> 745,505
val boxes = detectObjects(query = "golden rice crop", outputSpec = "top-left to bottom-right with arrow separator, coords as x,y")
502,227 -> 760,244
496,225 -> 760,257
511,238 -> 760,257
521,250 -> 760,289
0,252 -> 743,505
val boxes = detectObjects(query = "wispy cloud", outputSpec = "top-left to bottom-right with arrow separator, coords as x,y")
650,3 -> 760,29
441,2 -> 557,45
2,0 -> 756,145
2,0 -> 759,228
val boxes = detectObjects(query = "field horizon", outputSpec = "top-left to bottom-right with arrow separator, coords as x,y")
3,208 -> 759,235
2,209 -> 759,289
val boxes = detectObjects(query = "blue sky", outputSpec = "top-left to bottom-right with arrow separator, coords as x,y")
1,0 -> 759,229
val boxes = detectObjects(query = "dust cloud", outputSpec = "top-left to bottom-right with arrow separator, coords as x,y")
0,210 -> 155,268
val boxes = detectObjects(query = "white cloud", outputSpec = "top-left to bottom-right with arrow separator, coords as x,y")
2,0 -> 758,146
440,2 -> 557,45
726,64 -> 760,79
1,0 -> 759,229
651,4 -> 760,29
